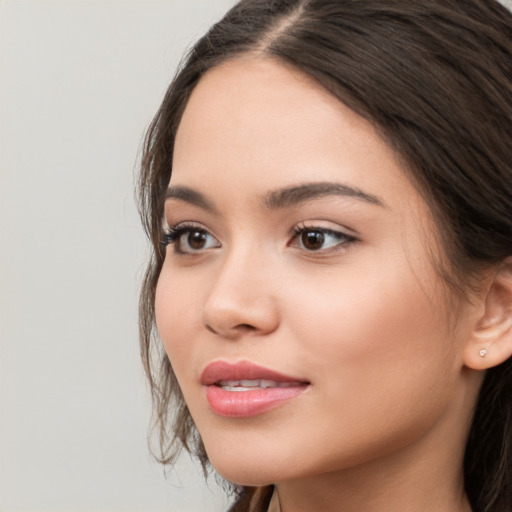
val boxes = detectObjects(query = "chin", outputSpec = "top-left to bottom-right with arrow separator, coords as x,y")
203,436 -> 295,487
217,470 -> 274,487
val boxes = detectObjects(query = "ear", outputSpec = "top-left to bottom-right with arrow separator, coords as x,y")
464,257 -> 512,370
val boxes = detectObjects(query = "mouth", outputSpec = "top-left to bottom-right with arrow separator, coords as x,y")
216,379 -> 304,391
201,360 -> 310,418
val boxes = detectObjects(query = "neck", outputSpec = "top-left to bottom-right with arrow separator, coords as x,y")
274,412 -> 472,512
275,459 -> 470,512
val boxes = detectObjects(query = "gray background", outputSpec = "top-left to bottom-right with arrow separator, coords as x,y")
0,1 -> 235,511
1,0 -> 511,511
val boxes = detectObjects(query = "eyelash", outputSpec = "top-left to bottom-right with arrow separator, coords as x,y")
162,223 -> 195,246
162,222 -> 358,255
161,222 -> 218,254
289,224 -> 357,254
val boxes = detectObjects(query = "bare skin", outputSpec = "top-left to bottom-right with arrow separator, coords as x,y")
155,57 -> 494,512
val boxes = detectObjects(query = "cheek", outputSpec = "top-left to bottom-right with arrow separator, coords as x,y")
153,246 -> 463,484
254,255 -> 460,471
154,268 -> 202,387
284,250 -> 456,409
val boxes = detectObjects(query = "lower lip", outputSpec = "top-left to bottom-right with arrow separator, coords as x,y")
205,385 -> 307,418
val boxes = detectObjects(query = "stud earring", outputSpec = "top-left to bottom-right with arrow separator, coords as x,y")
479,349 -> 487,358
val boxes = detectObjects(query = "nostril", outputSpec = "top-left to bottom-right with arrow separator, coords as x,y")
238,323 -> 256,331
205,323 -> 257,337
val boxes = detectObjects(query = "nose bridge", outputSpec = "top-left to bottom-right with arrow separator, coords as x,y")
201,239 -> 279,337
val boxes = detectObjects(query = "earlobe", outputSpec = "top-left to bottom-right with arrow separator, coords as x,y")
464,257 -> 512,371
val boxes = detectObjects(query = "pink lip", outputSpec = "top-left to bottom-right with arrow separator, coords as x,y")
201,360 -> 309,418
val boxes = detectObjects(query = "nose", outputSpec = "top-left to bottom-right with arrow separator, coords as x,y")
201,248 -> 280,339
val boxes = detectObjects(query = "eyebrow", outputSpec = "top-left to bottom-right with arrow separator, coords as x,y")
264,182 -> 385,209
164,181 -> 385,212
165,185 -> 218,213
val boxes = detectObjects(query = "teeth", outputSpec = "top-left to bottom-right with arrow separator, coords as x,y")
222,386 -> 253,392
217,379 -> 299,390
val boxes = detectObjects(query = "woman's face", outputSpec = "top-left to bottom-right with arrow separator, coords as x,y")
155,58 -> 476,486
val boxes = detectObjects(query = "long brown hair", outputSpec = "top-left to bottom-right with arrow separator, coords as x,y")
137,1 -> 512,510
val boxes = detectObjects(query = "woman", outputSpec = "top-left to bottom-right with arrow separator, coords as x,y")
137,1 -> 512,511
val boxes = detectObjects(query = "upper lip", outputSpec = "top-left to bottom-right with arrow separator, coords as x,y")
200,360 -> 309,386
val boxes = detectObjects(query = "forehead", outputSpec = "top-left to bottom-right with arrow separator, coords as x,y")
172,56 -> 418,214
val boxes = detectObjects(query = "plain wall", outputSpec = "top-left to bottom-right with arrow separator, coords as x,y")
1,1 -> 511,511
0,2 -> 236,511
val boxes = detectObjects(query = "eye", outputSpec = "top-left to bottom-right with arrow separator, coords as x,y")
290,224 -> 357,253
162,223 -> 220,254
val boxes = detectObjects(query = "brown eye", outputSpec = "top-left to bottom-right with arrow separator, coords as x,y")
178,228 -> 220,253
162,224 -> 221,254
187,230 -> 208,250
290,225 -> 357,253
301,230 -> 325,250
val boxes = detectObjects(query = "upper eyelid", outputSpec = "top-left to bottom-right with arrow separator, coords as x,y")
162,219 -> 213,233
293,226 -> 354,236
164,191 -> 366,238
164,219 -> 200,228
163,220 -> 358,239
290,221 -> 359,238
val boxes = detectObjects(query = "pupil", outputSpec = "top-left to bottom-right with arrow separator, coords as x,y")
188,231 -> 206,249
302,230 -> 324,250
